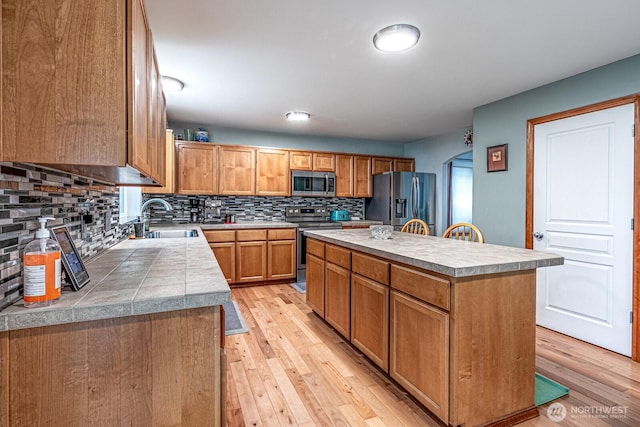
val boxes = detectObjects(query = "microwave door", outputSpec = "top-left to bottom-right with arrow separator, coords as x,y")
311,173 -> 326,196
292,175 -> 312,195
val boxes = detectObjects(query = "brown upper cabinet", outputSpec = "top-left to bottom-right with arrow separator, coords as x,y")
373,157 -> 415,174
219,146 -> 256,195
354,156 -> 373,197
169,142 -> 414,198
373,157 -> 394,175
176,142 -> 218,195
289,151 -> 313,170
290,151 -> 336,172
1,0 -> 166,185
144,130 -> 175,194
256,149 -> 290,196
334,155 -> 372,198
394,158 -> 415,172
147,50 -> 167,185
335,155 -> 355,197
313,152 -> 336,171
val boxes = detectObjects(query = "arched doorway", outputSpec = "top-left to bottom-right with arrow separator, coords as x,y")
445,151 -> 473,228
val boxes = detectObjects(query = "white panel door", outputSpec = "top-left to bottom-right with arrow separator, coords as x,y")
534,103 -> 634,356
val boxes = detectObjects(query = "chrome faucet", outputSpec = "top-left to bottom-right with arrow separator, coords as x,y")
141,198 -> 173,213
140,198 -> 173,231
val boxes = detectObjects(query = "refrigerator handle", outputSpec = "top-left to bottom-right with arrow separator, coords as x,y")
388,176 -> 393,222
410,177 -> 415,218
411,177 -> 419,218
413,176 -> 421,218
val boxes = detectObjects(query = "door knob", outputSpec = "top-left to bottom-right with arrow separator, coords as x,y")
533,231 -> 544,241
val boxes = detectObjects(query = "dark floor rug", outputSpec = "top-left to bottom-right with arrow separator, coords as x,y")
535,373 -> 569,406
224,301 -> 248,336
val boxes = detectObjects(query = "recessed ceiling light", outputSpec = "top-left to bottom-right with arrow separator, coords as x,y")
285,111 -> 311,121
161,75 -> 184,92
373,24 -> 420,52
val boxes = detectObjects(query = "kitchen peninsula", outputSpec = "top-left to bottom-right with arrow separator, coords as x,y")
304,229 -> 563,427
0,226 -> 231,426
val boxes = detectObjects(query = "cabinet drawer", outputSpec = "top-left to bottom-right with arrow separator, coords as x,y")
236,229 -> 268,241
267,228 -> 296,240
307,238 -> 325,259
390,264 -> 450,311
203,230 -> 235,243
326,244 -> 351,269
352,252 -> 388,285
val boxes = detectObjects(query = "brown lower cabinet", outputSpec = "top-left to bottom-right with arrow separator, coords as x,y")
211,242 -> 236,283
267,240 -> 296,280
306,253 -> 325,316
204,228 -> 296,285
350,273 -> 389,371
306,239 -> 326,316
324,244 -> 351,338
236,240 -> 268,283
306,238 -> 538,426
0,306 -> 224,426
390,290 -> 449,421
324,262 -> 351,338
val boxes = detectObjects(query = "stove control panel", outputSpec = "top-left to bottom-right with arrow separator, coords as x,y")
286,206 -> 330,222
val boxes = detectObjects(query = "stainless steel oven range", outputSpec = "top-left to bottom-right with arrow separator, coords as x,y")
286,206 -> 342,282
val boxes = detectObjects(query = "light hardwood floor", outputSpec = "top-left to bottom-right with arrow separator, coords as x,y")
225,284 -> 640,426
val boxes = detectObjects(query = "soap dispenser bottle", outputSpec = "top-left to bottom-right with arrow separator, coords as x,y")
23,217 -> 62,307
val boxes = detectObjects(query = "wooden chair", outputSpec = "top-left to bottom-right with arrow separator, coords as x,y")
442,222 -> 484,243
401,219 -> 430,235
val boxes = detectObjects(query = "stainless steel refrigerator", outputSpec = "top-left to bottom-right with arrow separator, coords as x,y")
365,172 -> 436,234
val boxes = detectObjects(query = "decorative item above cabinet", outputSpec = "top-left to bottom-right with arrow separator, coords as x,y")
1,0 -> 166,186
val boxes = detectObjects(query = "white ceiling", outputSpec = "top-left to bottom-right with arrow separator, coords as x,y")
145,0 -> 640,143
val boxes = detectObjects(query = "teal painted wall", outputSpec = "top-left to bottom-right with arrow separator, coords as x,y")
472,54 -> 640,247
168,122 -> 405,157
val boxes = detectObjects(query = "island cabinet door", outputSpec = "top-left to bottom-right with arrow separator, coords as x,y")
306,254 -> 325,316
390,290 -> 449,423
351,273 -> 389,371
325,262 -> 351,339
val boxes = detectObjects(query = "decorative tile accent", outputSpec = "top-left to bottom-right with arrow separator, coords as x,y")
0,163 -> 131,310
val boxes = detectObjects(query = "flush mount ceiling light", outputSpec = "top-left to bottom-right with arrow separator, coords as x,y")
161,75 -> 184,92
285,111 -> 311,121
373,24 -> 420,52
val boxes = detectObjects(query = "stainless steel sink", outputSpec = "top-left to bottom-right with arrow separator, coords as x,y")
146,229 -> 199,239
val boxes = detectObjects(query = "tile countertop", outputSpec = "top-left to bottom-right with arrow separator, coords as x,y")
304,229 -> 563,278
0,225 -> 231,332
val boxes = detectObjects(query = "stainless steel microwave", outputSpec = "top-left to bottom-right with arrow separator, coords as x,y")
291,171 -> 336,197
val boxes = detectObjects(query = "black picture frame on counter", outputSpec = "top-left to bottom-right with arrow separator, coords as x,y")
487,144 -> 508,172
50,226 -> 90,291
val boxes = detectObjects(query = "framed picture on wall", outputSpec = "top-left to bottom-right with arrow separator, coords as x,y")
487,144 -> 508,172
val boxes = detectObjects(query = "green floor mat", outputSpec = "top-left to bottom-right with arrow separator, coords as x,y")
535,373 -> 569,406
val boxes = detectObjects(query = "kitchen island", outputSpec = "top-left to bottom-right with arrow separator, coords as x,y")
0,225 -> 230,426
304,229 -> 563,427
